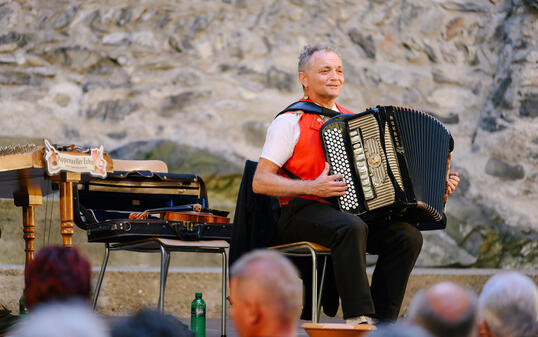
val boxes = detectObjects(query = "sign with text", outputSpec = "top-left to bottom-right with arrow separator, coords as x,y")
44,139 -> 107,178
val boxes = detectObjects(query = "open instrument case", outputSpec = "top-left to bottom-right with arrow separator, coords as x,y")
73,170 -> 232,242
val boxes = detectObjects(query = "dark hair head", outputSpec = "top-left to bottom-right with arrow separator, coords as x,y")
24,246 -> 91,309
111,308 -> 194,337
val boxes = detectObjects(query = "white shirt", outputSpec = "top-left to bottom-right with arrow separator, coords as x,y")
260,104 -> 339,167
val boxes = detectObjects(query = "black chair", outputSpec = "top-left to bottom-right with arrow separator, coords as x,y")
230,160 -> 330,323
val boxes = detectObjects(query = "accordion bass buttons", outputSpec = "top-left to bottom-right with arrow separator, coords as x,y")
347,127 -> 376,201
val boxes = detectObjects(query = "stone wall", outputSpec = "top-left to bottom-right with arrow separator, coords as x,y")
0,0 -> 536,269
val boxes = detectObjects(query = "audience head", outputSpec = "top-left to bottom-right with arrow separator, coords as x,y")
24,245 -> 91,309
111,308 -> 193,337
7,301 -> 108,337
368,322 -> 433,337
477,272 -> 538,337
229,249 -> 303,337
407,282 -> 477,337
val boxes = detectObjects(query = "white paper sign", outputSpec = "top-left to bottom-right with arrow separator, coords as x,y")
44,139 -> 107,178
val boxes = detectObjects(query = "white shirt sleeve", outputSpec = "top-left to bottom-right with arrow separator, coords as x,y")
259,112 -> 302,167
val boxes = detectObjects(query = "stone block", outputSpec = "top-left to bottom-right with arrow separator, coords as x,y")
241,120 -> 267,148
51,5 -> 78,30
0,4 -> 18,32
445,17 -> 465,41
491,74 -> 512,108
478,116 -> 508,132
417,231 -> 477,267
485,157 -> 525,180
440,0 -> 489,12
266,66 -> 294,92
86,100 -> 138,122
102,32 -> 131,46
0,71 -> 32,86
116,7 -> 133,27
0,32 -> 27,52
348,28 -> 376,59
160,90 -> 212,117
520,93 -> 538,118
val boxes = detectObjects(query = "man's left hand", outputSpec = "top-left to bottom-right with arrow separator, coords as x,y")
447,172 -> 459,195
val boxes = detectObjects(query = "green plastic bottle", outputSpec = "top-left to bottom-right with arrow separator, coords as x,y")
19,296 -> 27,317
190,292 -> 206,337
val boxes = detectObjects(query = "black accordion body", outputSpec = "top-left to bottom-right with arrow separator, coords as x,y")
321,106 -> 454,230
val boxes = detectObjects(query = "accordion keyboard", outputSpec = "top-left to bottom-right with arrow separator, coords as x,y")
323,127 -> 360,211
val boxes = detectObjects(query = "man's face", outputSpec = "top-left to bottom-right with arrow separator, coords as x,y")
229,277 -> 252,337
300,50 -> 344,101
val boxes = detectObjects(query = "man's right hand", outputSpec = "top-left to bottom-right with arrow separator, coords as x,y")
308,162 -> 347,198
253,158 -> 347,199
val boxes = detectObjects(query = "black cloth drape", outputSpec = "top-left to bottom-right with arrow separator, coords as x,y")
229,160 -> 340,319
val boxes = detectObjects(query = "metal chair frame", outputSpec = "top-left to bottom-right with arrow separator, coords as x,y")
269,241 -> 331,323
93,238 -> 229,337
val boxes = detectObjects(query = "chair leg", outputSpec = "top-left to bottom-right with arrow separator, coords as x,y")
158,245 -> 171,312
92,243 -> 110,310
220,249 -> 227,337
317,255 -> 328,319
309,247 -> 319,323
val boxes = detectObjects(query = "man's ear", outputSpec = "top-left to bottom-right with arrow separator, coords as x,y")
243,298 -> 262,327
298,72 -> 308,90
478,321 -> 491,337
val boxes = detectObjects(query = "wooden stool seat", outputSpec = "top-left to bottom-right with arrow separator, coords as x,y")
270,241 -> 331,253
301,323 -> 376,337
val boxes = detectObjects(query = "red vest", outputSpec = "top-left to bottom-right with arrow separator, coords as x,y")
279,98 -> 355,205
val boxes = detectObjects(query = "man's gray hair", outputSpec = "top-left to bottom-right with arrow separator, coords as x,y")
407,284 -> 477,337
478,272 -> 538,337
368,323 -> 433,337
298,44 -> 338,73
231,249 -> 303,323
7,301 -> 108,337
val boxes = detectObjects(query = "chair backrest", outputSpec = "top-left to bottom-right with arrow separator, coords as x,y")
112,159 -> 168,173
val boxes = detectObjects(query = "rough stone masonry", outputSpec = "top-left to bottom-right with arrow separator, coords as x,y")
0,0 -> 536,268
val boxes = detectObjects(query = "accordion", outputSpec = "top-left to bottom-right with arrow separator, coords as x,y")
321,106 -> 454,230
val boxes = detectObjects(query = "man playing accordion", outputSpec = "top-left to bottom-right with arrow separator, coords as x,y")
252,44 -> 459,324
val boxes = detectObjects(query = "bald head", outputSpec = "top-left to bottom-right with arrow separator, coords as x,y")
229,250 -> 303,337
427,282 -> 472,322
408,282 -> 477,337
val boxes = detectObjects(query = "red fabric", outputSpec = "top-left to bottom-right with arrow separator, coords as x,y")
279,98 -> 355,205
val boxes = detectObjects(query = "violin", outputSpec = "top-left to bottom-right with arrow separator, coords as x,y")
163,210 -> 230,223
129,203 -> 230,224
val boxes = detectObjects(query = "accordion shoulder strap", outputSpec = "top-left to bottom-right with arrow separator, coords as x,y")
280,166 -> 301,180
276,101 -> 340,119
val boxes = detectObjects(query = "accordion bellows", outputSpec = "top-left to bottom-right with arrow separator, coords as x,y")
321,106 -> 453,230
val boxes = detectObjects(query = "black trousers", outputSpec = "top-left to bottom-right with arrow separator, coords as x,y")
278,198 -> 423,321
